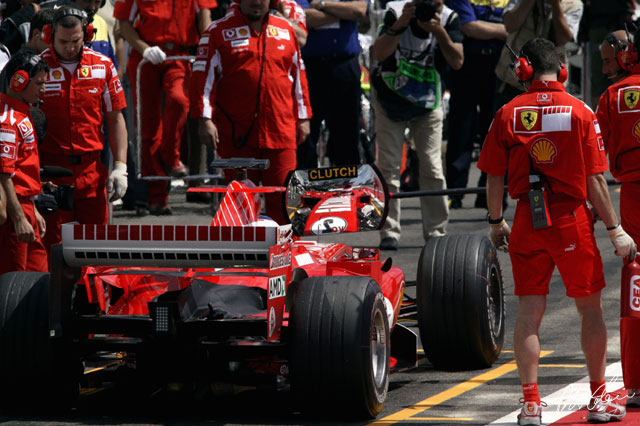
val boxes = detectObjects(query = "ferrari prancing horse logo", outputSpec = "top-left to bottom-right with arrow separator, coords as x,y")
625,89 -> 640,109
520,109 -> 538,130
80,67 -> 90,78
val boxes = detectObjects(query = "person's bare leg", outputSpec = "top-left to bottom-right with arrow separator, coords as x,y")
574,292 -> 606,383
514,295 -> 547,384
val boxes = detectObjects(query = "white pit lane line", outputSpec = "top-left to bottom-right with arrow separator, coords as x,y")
490,362 -> 624,426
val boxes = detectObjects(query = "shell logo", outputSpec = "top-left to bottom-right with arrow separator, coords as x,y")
633,119 -> 640,142
530,138 -> 557,163
52,70 -> 62,80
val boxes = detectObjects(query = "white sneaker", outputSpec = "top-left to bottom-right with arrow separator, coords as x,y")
627,388 -> 640,407
517,400 -> 546,426
587,394 -> 626,423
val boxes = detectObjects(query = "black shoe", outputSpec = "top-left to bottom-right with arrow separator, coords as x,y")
186,191 -> 211,204
379,237 -> 399,251
449,198 -> 462,209
149,203 -> 172,216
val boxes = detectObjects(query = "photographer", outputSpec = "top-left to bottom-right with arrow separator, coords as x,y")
371,0 -> 463,250
0,52 -> 49,274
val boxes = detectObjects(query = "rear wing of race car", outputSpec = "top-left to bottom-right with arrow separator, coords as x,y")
61,223 -> 278,268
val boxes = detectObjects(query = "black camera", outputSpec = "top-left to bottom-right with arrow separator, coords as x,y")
34,184 -> 74,215
415,0 -> 437,22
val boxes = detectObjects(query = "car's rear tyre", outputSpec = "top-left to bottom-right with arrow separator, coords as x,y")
289,276 -> 389,419
417,234 -> 505,370
0,271 -> 81,410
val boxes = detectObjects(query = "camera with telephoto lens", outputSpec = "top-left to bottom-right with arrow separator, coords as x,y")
34,184 -> 74,215
414,0 -> 437,22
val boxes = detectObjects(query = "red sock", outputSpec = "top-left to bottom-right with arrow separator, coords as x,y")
522,383 -> 540,403
590,381 -> 607,399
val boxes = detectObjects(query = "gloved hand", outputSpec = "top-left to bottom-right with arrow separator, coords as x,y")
142,46 -> 166,65
489,219 -> 510,253
107,161 -> 128,202
608,224 -> 637,258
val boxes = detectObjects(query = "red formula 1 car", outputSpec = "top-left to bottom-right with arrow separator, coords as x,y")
0,159 -> 505,419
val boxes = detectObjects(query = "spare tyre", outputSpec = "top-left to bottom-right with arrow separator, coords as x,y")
416,234 -> 505,370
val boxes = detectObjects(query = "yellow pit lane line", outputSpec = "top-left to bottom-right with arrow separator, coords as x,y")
368,350 -> 554,425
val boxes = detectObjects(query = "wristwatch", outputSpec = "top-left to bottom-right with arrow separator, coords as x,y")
318,0 -> 326,10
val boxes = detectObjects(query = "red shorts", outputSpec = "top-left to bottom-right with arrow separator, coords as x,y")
509,195 -> 605,298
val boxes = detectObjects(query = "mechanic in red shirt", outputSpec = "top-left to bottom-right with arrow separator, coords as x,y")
39,6 -> 128,255
478,38 -> 635,425
596,28 -> 640,409
191,0 -> 311,224
114,0 -> 216,215
0,52 -> 49,274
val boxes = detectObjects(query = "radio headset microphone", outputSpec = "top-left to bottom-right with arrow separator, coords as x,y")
40,165 -> 73,179
505,43 -> 519,61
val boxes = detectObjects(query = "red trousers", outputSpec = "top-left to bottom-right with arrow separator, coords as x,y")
127,50 -> 191,206
620,182 -> 640,389
0,200 -> 48,274
41,154 -> 108,255
217,145 -> 296,225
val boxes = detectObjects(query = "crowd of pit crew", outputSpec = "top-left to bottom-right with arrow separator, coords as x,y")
0,0 -> 639,424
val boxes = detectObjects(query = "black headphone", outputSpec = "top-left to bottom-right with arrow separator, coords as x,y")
7,53 -> 47,92
606,32 -> 638,71
41,7 -> 96,45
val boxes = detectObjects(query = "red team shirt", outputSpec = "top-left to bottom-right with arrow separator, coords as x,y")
190,8 -> 311,150
0,93 -> 41,197
113,0 -> 218,46
479,81 -> 608,201
596,71 -> 640,183
39,47 -> 126,156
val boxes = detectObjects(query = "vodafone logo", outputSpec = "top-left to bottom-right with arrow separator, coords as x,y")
0,143 -> 16,160
631,275 -> 640,312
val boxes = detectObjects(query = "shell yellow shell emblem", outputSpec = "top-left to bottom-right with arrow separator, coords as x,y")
531,138 -> 557,163
633,119 -> 640,141
520,109 -> 538,130
625,89 -> 640,109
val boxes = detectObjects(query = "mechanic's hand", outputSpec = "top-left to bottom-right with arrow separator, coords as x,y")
396,2 -> 416,27
14,216 -> 35,243
608,224 -> 637,258
297,119 -> 310,144
107,161 -> 128,202
489,219 -> 510,253
34,207 -> 45,238
142,46 -> 166,65
199,118 -> 219,150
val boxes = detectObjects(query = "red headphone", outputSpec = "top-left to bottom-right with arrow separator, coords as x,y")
41,7 -> 96,45
513,56 -> 568,84
9,54 -> 45,93
606,33 -> 638,72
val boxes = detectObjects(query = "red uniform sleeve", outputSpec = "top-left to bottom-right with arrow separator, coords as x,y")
477,111 -> 508,176
103,62 -> 127,112
582,107 -> 608,176
197,0 -> 218,9
596,90 -> 611,153
292,35 -> 311,120
113,0 -> 135,21
0,125 -> 17,175
190,27 -> 217,119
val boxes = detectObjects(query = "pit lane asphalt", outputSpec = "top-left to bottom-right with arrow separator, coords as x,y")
0,169 -> 627,426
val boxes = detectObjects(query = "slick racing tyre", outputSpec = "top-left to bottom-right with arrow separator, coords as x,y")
0,272 -> 81,411
289,276 -> 389,419
417,234 -> 505,370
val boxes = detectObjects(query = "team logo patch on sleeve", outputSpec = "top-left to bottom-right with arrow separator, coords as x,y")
0,129 -> 16,159
17,118 -> 33,137
0,128 -> 16,144
113,78 -> 122,94
618,87 -> 640,113
514,106 -> 572,133
530,138 -> 558,163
